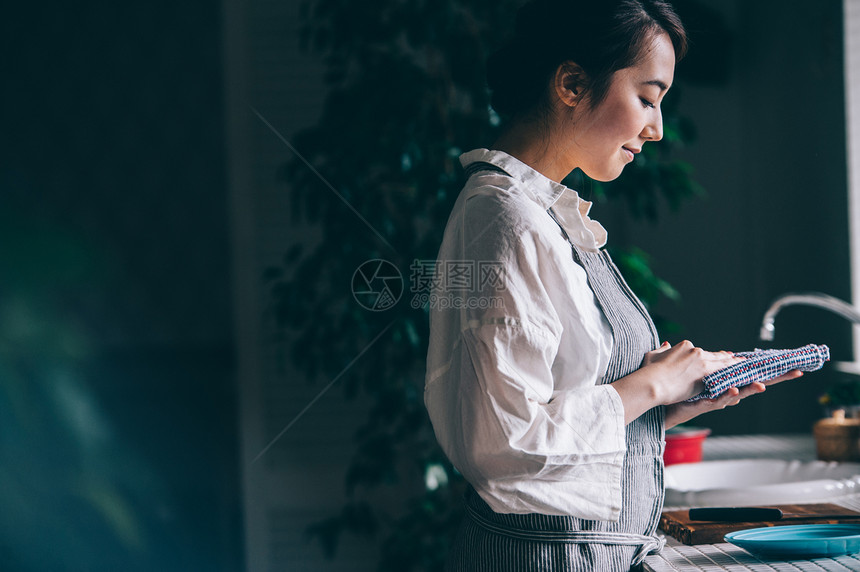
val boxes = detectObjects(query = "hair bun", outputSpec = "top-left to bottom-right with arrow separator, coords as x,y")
486,43 -> 523,116
486,39 -> 555,117
486,0 -> 588,117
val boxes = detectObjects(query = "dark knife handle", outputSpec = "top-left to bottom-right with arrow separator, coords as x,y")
688,507 -> 784,522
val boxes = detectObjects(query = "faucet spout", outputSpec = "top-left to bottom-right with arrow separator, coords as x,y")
760,292 -> 860,341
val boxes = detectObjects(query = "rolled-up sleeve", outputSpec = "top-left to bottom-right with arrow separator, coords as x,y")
453,321 -> 626,519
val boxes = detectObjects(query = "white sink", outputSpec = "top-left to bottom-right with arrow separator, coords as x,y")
665,459 -> 860,507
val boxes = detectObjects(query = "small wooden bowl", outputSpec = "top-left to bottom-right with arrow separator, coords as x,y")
813,409 -> 860,462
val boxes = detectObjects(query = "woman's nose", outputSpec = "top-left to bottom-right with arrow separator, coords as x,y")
642,110 -> 664,141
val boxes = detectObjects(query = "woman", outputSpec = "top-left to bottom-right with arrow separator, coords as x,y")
424,1 -> 801,570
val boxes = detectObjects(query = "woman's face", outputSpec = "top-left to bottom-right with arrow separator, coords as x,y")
566,32 -> 676,182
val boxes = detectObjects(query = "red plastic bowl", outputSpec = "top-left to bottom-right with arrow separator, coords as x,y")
664,427 -> 711,465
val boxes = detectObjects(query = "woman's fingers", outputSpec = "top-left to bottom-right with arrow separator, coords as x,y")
642,341 -> 672,365
699,352 -> 744,377
704,352 -> 742,363
742,381 -> 767,395
715,386 -> 743,407
701,382 -> 767,410
764,369 -> 803,385
665,381 -> 769,428
726,382 -> 766,403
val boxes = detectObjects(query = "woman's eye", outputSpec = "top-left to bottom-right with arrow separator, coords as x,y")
640,97 -> 655,109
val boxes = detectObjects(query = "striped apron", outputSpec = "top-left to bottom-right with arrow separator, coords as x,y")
446,163 -> 666,571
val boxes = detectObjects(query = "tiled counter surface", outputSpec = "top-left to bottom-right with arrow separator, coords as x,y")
644,434 -> 860,571
645,543 -> 860,571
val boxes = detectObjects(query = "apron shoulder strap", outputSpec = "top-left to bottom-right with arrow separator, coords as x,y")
465,161 -> 578,261
462,161 -> 511,179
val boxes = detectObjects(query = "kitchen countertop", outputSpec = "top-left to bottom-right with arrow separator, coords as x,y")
643,434 -> 860,571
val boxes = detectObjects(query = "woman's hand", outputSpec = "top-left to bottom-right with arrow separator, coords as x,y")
664,369 -> 803,429
641,340 -> 743,404
611,340 -> 742,424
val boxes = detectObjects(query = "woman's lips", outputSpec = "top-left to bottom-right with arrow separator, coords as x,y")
622,146 -> 641,162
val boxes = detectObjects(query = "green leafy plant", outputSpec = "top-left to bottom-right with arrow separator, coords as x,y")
820,374 -> 860,410
268,1 -> 709,569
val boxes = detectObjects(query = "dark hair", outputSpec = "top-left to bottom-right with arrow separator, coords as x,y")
486,0 -> 687,118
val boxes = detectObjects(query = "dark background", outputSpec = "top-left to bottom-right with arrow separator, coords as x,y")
2,1 -> 240,570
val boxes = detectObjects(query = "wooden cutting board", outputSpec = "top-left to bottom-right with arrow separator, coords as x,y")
660,503 -> 860,545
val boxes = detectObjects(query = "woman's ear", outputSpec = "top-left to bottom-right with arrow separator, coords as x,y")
554,61 -> 588,108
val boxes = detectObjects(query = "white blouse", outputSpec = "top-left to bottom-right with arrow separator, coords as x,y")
424,148 -> 628,521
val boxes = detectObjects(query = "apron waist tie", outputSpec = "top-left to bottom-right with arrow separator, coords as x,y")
465,504 -> 666,566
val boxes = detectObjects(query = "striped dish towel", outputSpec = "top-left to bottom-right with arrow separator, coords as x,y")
688,344 -> 830,401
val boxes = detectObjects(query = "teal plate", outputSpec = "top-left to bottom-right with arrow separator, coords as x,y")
725,524 -> 860,559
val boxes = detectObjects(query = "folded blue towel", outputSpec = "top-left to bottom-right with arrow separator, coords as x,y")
687,344 -> 830,401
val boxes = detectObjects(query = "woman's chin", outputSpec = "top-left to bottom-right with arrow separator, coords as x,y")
583,168 -> 624,183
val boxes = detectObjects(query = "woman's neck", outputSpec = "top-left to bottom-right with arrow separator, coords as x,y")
492,119 -> 573,183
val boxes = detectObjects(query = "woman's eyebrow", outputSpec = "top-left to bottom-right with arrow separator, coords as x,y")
642,79 -> 669,91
